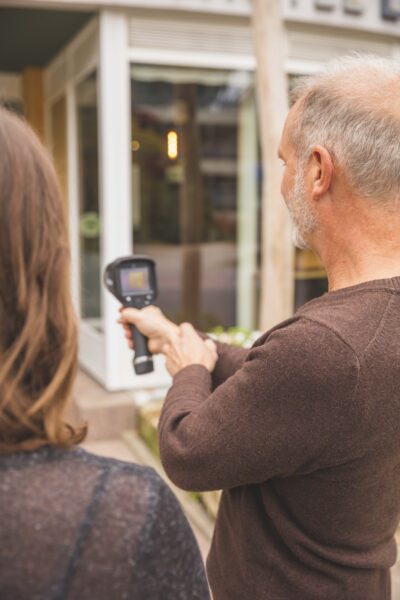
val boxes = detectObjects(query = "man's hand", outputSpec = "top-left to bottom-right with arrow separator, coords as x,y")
118,306 -> 179,354
162,323 -> 218,376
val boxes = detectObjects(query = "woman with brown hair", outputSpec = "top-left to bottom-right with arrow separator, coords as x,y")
0,107 -> 209,600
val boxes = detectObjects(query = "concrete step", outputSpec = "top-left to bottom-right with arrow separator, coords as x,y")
69,369 -> 137,442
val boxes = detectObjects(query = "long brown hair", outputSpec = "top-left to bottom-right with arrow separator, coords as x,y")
0,107 -> 86,452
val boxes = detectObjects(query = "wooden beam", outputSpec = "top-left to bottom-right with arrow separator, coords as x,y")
22,67 -> 45,141
251,0 -> 294,330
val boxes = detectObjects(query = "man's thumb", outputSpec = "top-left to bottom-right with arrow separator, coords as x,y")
205,339 -> 217,352
121,307 -> 141,324
180,322 -> 195,336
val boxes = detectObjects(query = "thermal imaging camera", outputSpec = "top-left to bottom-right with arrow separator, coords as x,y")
104,256 -> 157,375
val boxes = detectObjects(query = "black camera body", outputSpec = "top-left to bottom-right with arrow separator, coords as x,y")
104,255 -> 157,375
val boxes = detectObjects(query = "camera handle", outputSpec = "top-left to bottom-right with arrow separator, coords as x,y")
130,324 -> 154,375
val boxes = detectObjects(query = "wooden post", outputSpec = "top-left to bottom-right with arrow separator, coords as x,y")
251,0 -> 294,330
22,67 -> 45,142
178,84 -> 203,328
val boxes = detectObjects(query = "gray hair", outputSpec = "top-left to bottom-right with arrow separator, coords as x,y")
290,55 -> 400,204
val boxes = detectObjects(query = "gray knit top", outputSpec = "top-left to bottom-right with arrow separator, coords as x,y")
0,446 -> 210,600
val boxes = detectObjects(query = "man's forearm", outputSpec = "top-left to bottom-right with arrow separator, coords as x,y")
212,341 -> 248,388
197,332 -> 248,388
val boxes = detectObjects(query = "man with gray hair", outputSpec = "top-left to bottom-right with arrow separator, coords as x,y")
120,55 -> 400,599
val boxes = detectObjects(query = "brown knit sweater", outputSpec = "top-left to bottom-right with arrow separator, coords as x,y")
158,277 -> 400,600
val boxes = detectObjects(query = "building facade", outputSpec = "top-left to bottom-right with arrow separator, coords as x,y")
0,0 -> 399,390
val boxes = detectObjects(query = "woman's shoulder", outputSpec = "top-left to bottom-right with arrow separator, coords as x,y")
70,446 -> 159,478
63,446 -> 167,501
0,444 -> 165,506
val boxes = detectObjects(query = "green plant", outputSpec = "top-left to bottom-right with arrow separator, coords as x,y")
208,326 -> 260,348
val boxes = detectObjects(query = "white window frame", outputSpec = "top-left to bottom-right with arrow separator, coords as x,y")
43,9 -> 324,392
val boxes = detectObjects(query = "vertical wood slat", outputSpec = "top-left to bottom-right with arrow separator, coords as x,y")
22,67 -> 45,141
251,0 -> 294,330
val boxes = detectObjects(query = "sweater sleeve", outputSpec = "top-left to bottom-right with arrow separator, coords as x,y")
131,477 -> 210,600
158,318 -> 360,492
196,332 -> 248,388
211,340 -> 248,388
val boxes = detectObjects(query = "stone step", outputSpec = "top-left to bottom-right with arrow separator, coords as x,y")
69,369 -> 137,442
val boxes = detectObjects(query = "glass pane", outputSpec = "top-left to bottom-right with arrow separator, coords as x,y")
130,66 -> 260,331
76,72 -> 101,327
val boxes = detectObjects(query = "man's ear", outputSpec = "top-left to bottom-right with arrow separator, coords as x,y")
309,145 -> 333,200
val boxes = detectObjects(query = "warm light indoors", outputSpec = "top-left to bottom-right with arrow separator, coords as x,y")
167,130 -> 178,160
131,140 -> 140,152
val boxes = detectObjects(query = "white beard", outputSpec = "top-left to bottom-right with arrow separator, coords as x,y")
285,168 -> 316,250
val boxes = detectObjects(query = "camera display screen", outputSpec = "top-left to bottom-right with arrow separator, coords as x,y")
120,267 -> 151,296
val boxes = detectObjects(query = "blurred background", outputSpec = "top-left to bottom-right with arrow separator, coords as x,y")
4,0 -> 400,392
1,0 -> 400,588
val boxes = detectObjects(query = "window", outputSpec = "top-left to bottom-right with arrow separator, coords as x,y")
130,65 -> 260,330
76,71 -> 101,327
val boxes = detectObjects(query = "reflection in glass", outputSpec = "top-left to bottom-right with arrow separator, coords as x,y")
130,66 -> 260,330
76,72 -> 101,326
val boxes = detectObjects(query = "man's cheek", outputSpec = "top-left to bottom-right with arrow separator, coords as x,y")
281,169 -> 292,201
281,181 -> 290,205
281,177 -> 287,201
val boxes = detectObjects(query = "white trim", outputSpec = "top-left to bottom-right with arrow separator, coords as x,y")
44,54 -> 67,104
45,17 -> 99,104
130,63 -> 243,84
78,321 -> 106,384
67,15 -> 98,56
45,86 -> 67,110
127,49 -> 333,76
45,55 -> 97,105
284,58 -> 325,76
98,10 -> 134,390
237,90 -> 257,329
0,0 -> 250,16
66,83 -> 82,315
127,47 -> 256,71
